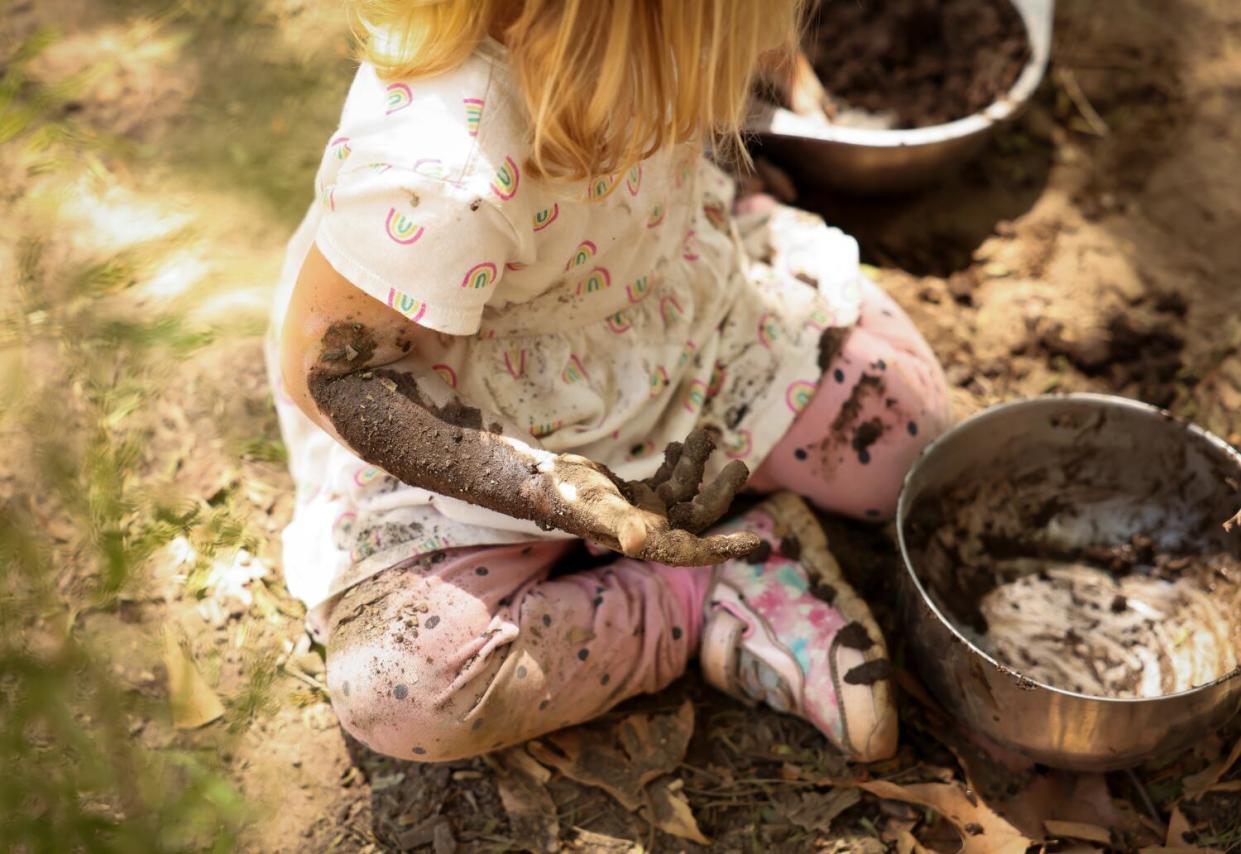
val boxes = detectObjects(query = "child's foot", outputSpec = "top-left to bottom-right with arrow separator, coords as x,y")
700,492 -> 898,761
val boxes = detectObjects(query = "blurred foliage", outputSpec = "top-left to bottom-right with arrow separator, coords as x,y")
0,15 -> 312,849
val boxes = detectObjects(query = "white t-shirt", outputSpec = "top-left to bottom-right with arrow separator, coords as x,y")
266,40 -> 864,630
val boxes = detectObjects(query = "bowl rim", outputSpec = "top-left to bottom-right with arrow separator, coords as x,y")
752,0 -> 1053,149
895,392 -> 1241,705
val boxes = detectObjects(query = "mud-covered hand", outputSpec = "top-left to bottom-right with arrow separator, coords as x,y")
540,429 -> 759,566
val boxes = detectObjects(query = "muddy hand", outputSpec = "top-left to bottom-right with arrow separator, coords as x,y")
546,434 -> 759,566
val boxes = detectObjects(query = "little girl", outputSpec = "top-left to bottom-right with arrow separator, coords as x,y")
268,0 -> 950,764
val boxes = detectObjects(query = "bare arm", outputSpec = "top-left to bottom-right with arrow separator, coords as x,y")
280,245 -> 759,565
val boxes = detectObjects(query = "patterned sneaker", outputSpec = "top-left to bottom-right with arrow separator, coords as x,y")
700,492 -> 898,761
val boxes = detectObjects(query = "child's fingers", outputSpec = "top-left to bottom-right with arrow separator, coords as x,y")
640,529 -> 761,566
656,429 -> 713,505
667,460 -> 751,533
643,442 -> 683,491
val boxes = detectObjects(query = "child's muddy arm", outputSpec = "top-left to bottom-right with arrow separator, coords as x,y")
309,367 -> 758,566
282,244 -> 758,566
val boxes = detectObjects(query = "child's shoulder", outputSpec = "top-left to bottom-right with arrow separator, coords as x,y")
336,46 -> 528,178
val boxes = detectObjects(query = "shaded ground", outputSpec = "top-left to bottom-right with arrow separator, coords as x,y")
1,0 -> 1240,852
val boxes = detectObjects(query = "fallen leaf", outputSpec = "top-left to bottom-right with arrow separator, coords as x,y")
935,720 -> 1159,846
162,627 -> 224,729
565,828 -> 639,852
888,828 -> 932,854
776,787 -> 861,834
528,700 -> 693,811
528,701 -> 702,842
1166,806 -> 1192,847
494,747 -> 560,854
1183,735 -> 1241,801
1141,848 -> 1226,854
1044,820 -> 1111,845
858,777 -> 1037,854
646,777 -> 709,845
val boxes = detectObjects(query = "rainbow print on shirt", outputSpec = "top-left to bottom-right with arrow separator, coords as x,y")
353,466 -> 381,488
626,276 -> 650,304
491,156 -> 520,201
330,135 -> 352,160
461,261 -> 498,290
806,308 -> 832,332
683,379 -> 708,414
530,420 -> 562,439
432,364 -> 458,388
413,158 -> 448,180
333,511 -> 356,542
682,229 -> 700,261
503,348 -> 527,379
566,240 -> 597,270
708,361 -> 727,398
649,366 -> 670,398
724,429 -> 753,459
533,203 -> 559,232
678,339 -> 697,368
626,164 -> 642,196
463,97 -> 484,137
660,296 -> 684,326
606,311 -> 631,334
561,354 -> 588,384
576,267 -> 611,295
588,174 -> 616,201
785,379 -> 817,414
385,208 -> 424,245
385,82 -> 413,115
386,288 -> 427,323
758,313 -> 781,349
646,203 -> 666,229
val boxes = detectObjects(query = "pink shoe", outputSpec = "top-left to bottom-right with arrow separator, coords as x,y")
701,492 -> 898,761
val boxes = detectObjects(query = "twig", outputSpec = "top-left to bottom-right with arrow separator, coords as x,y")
280,662 -> 327,695
1055,68 -> 1110,137
1125,768 -> 1164,825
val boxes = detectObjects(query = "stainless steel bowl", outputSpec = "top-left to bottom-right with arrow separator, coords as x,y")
749,0 -> 1055,195
896,395 -> 1241,771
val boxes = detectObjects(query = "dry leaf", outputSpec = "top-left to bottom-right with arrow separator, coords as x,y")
888,829 -> 932,854
494,747 -> 559,854
1183,735 -> 1241,801
528,701 -> 703,843
777,787 -> 861,834
162,627 -> 224,729
858,777 -> 1037,854
1141,848 -> 1226,854
565,828 -> 639,852
646,777 -> 709,845
1044,820 -> 1112,845
937,723 -> 1159,846
1166,806 -> 1192,847
528,700 -> 693,811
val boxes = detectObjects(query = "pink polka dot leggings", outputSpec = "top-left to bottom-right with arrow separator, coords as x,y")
323,278 -> 950,761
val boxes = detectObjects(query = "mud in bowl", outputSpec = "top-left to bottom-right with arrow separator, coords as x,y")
896,394 -> 1241,771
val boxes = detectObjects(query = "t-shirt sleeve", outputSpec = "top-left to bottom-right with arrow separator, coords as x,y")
315,159 -> 518,336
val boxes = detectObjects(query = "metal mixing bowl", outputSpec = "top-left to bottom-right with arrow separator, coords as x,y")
749,0 -> 1055,195
896,395 -> 1241,771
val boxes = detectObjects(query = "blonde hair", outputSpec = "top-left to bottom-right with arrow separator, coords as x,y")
349,0 -> 805,182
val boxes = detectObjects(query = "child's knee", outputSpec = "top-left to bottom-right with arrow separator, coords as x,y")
324,626 -> 488,762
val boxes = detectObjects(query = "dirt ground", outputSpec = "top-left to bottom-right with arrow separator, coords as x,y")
3,1 -> 1241,852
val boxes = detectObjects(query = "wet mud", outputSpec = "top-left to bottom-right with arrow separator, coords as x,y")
908,483 -> 1241,699
802,0 -> 1031,128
